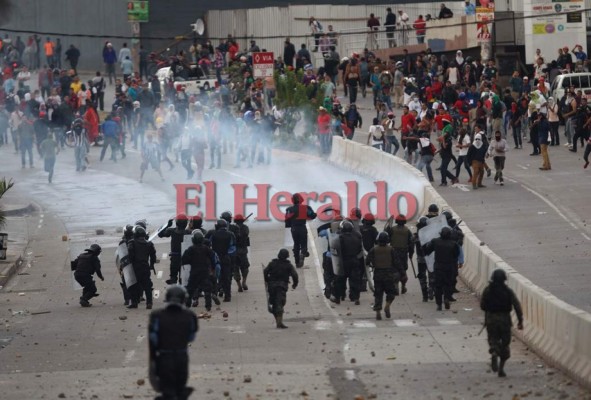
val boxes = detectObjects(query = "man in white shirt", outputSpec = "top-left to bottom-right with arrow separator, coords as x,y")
119,42 -> 132,66
397,10 -> 410,45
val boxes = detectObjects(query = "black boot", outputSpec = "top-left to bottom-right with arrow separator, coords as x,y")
491,354 -> 499,372
146,290 -> 153,309
275,314 -> 287,329
384,301 -> 392,319
498,358 -> 507,377
236,279 -> 243,292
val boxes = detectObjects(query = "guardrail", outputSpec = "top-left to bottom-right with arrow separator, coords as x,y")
327,135 -> 591,389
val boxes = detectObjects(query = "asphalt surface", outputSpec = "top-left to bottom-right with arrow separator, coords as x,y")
0,76 -> 589,398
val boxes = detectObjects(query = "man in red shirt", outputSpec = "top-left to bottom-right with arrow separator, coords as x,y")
399,105 -> 416,151
434,106 -> 451,134
413,15 -> 427,44
317,106 -> 332,154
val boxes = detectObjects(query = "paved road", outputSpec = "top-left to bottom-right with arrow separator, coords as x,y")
0,138 -> 589,399
349,93 -> 591,313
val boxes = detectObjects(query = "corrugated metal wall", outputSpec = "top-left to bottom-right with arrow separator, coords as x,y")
0,0 -> 131,71
204,2 -> 471,59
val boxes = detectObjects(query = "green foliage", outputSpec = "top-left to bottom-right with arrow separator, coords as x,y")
274,70 -> 324,140
0,178 -> 14,230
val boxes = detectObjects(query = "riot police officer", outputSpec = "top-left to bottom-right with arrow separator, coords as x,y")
414,217 -> 434,302
426,203 -> 439,218
128,225 -> 157,309
181,231 -> 216,311
360,213 -> 378,253
159,214 -> 192,285
480,269 -> 524,378
188,214 -> 206,234
284,193 -> 317,268
347,207 -> 362,233
209,219 -> 236,302
148,285 -> 198,400
263,248 -> 299,329
443,210 -> 464,301
366,232 -> 406,320
73,244 -> 104,307
335,221 -> 364,305
118,224 -> 134,305
360,212 -> 378,292
423,226 -> 460,311
232,214 -> 251,291
385,214 -> 414,294
317,209 -> 343,300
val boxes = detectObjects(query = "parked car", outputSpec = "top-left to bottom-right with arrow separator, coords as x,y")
551,72 -> 591,101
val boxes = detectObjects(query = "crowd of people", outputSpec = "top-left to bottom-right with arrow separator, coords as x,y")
313,45 -> 591,186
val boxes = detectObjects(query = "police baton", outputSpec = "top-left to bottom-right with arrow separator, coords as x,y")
243,212 -> 254,221
409,258 -> 418,279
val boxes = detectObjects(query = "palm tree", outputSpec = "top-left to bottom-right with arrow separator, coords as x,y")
0,178 -> 14,230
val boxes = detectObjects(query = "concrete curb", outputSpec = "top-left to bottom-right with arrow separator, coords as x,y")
3,203 -> 37,217
328,136 -> 591,389
0,255 -> 24,288
0,203 -> 36,288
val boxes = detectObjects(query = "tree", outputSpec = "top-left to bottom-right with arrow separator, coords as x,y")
274,69 -> 323,143
0,178 -> 14,230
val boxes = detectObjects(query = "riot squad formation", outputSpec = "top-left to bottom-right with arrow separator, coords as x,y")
70,195 -> 523,398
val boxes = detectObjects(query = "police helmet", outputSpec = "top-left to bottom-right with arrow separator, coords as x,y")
340,220 -> 354,233
362,213 -> 375,226
85,243 -> 102,255
220,211 -> 233,223
377,231 -> 390,245
491,269 -> 507,283
215,219 -> 228,230
234,214 -> 245,223
165,285 -> 188,304
395,214 -> 407,225
440,226 -> 452,239
176,214 -> 188,229
135,220 -> 147,229
123,224 -> 134,238
428,204 -> 439,214
278,248 -> 290,260
292,193 -> 303,204
441,210 -> 453,222
465,56 -> 474,64
416,216 -> 428,230
134,225 -> 147,238
349,208 -> 362,220
191,215 -> 203,229
192,230 -> 204,245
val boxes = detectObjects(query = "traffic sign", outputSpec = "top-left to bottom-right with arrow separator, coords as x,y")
253,52 -> 274,78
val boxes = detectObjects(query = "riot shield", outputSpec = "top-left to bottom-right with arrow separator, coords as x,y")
179,234 -> 194,287
261,263 -> 273,314
148,221 -> 169,242
364,261 -> 375,292
122,265 -> 137,288
329,232 -> 344,276
116,243 -> 137,288
417,214 -> 449,273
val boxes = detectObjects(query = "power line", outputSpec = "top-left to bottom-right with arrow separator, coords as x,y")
0,8 -> 588,42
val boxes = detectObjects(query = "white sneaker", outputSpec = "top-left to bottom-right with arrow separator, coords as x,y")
564,143 -> 571,147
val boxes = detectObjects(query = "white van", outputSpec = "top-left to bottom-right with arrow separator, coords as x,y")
551,73 -> 591,101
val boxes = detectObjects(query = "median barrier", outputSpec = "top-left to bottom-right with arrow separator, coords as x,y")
325,135 -> 591,388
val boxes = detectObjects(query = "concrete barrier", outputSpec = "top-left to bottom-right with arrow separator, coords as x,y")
327,136 -> 591,389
